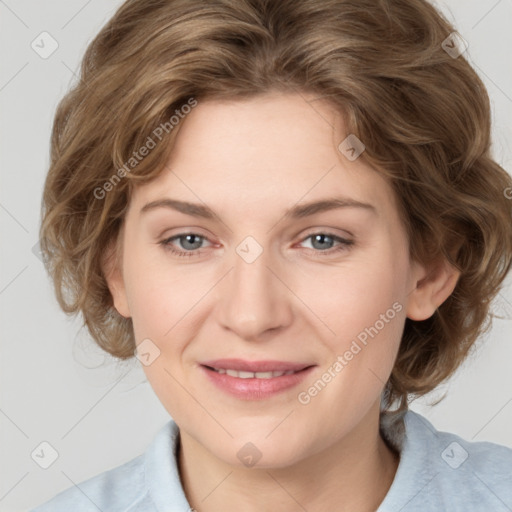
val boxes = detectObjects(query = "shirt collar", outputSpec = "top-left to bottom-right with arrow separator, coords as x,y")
144,420 -> 192,511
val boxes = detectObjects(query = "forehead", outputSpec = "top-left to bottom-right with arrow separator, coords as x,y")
128,93 -> 397,221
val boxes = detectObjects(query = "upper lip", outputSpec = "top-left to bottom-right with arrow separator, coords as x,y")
201,359 -> 313,373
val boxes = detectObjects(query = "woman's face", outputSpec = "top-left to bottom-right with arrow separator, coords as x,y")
108,92 -> 429,467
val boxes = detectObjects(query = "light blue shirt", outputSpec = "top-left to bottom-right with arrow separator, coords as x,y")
31,411 -> 512,511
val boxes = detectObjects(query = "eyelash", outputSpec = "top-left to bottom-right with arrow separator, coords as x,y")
158,231 -> 354,258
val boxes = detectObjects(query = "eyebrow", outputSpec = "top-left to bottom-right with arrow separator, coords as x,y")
140,196 -> 376,220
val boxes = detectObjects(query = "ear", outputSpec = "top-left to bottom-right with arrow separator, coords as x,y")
101,234 -> 131,319
406,256 -> 461,321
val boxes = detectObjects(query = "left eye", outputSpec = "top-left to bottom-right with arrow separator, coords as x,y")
300,233 -> 349,251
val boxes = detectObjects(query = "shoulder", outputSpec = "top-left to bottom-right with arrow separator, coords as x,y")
30,454 -> 153,512
30,420 -> 184,512
405,410 -> 512,474
381,410 -> 512,511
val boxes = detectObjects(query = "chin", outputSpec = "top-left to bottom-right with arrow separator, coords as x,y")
206,432 -> 313,470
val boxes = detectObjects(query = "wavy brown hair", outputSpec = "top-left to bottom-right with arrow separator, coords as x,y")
39,0 -> 512,412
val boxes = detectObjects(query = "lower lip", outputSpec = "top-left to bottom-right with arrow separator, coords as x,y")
201,365 -> 315,400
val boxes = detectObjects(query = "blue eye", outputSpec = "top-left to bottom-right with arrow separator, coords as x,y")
299,233 -> 354,255
159,233 -> 210,257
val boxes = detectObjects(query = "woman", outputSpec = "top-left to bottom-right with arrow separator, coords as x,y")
33,0 -> 512,510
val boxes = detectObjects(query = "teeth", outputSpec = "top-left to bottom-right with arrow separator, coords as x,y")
255,371 -> 275,378
214,368 -> 296,378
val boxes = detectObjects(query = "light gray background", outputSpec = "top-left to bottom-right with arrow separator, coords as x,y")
1,1 -> 511,510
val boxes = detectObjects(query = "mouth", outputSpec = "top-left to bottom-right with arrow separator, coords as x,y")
200,359 -> 315,400
206,367 -> 297,379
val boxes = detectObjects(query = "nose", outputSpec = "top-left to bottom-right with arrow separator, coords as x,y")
215,245 -> 294,341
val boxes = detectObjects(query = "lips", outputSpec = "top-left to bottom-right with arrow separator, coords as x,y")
200,358 -> 315,400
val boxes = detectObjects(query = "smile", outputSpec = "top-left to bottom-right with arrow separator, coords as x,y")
200,359 -> 315,400
207,368 -> 297,379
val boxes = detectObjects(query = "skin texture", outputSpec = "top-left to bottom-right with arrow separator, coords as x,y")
104,92 -> 460,511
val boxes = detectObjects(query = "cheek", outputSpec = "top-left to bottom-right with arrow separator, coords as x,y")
123,245 -> 205,340
296,252 -> 406,343
125,280 -> 170,342
295,247 -> 407,410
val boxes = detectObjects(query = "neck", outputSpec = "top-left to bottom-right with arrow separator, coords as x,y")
178,402 -> 400,512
